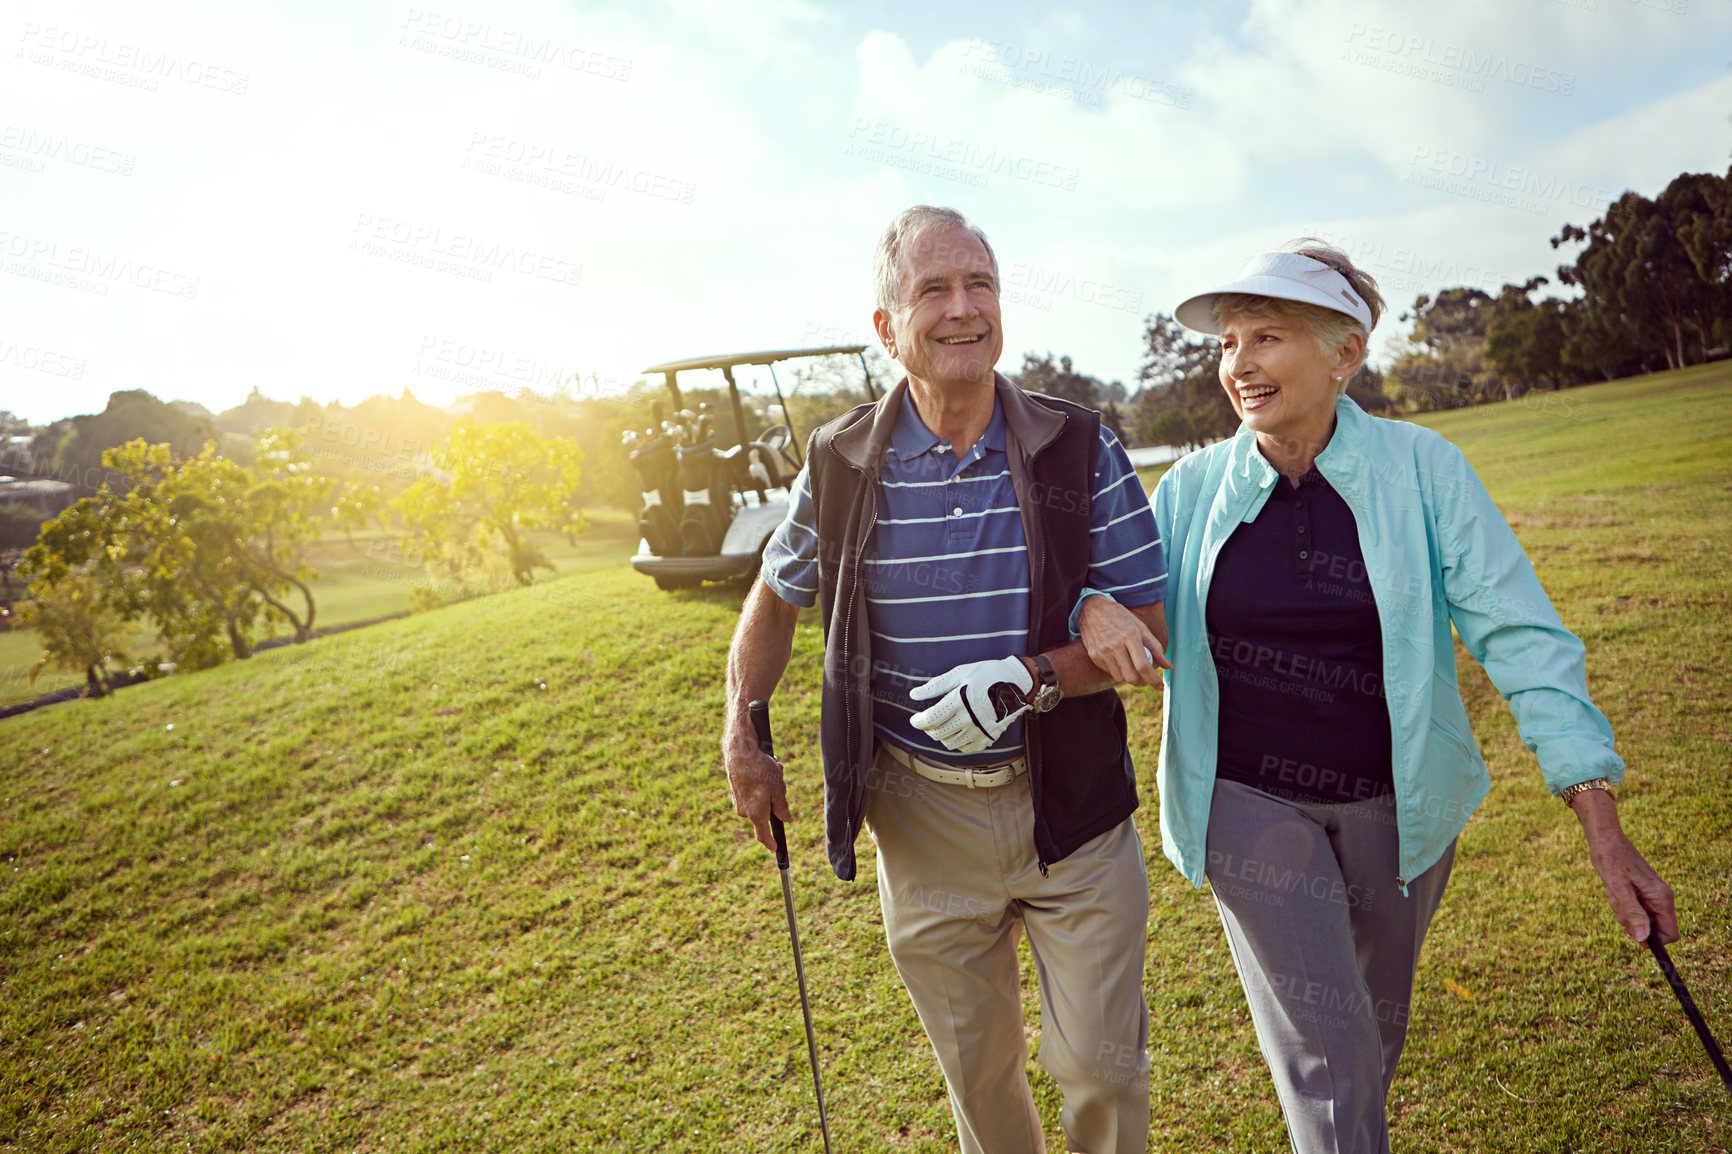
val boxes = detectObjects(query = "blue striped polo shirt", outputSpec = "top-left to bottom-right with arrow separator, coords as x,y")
763,389 -> 1166,765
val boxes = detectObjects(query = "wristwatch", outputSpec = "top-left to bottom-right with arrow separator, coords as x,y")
1024,654 -> 1063,713
1558,777 -> 1613,807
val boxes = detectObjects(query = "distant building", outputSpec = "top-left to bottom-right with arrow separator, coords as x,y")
0,476 -> 74,518
0,436 -> 32,472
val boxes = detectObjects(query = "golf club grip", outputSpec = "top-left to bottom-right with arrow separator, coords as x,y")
747,700 -> 790,869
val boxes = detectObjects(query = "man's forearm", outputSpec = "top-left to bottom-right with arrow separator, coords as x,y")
724,577 -> 802,743
1038,602 -> 1168,696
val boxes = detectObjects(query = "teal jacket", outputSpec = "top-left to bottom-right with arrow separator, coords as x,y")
1152,395 -> 1622,893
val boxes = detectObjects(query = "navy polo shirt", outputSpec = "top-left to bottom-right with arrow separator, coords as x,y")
764,390 -> 1166,766
1207,467 -> 1393,804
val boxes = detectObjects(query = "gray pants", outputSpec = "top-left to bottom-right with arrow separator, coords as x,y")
865,744 -> 1152,1154
1206,779 -> 1455,1154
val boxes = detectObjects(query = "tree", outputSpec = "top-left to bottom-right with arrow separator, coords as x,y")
240,427 -> 379,641
1101,404 -> 1129,445
1343,366 -> 1393,413
1483,279 -> 1573,392
1140,406 -> 1197,450
23,571 -> 132,697
45,389 -> 232,491
390,419 -> 585,590
1553,169 -> 1732,374
1015,353 -> 1103,408
1672,166 -> 1732,353
1133,313 -> 1233,446
212,386 -> 324,438
26,441 -> 257,667
1138,313 -> 1213,388
23,435 -> 379,669
1386,289 -> 1500,410
0,503 -> 44,608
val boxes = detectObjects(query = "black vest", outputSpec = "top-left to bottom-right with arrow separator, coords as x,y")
805,376 -> 1138,880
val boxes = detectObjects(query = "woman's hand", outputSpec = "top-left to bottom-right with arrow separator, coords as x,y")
1571,789 -> 1679,944
1078,595 -> 1172,687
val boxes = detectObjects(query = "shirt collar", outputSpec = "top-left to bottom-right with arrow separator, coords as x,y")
890,390 -> 1005,461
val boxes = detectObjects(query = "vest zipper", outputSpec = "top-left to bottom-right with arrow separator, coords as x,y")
1021,440 -> 1049,876
843,468 -> 878,850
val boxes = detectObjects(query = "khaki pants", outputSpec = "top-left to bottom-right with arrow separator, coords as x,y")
865,744 -> 1151,1154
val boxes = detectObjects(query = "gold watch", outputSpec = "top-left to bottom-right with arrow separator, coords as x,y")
1558,778 -> 1613,807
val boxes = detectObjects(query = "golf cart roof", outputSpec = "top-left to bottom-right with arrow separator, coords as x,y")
642,345 -> 869,375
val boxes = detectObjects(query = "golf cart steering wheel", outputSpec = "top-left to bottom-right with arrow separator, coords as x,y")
754,424 -> 802,475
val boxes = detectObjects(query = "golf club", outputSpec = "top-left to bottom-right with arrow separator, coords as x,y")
749,699 -> 834,1153
1646,935 -> 1732,1096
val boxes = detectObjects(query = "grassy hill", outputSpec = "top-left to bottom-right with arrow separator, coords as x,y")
3,367 -> 1730,1151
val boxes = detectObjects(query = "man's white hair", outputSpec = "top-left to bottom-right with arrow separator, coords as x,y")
872,205 -> 1000,316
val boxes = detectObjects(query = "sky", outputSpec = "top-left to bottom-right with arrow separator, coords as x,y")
2,0 -> 1729,426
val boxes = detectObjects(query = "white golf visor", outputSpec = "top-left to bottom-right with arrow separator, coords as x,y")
1173,251 -> 1374,336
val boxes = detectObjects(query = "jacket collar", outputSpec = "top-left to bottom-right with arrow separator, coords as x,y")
1221,394 -> 1370,511
1314,394 -> 1370,505
832,371 -> 1062,471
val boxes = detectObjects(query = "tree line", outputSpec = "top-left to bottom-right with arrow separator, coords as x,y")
1134,164 -> 1731,439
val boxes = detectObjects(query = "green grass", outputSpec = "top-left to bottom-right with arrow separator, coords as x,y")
0,510 -> 640,708
2,368 -> 1730,1151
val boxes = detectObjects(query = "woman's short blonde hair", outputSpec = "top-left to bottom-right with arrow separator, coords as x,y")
1212,239 -> 1385,396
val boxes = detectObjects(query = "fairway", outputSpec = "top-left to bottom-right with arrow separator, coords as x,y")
2,368 -> 1730,1152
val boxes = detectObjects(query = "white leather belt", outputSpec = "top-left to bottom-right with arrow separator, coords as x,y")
880,741 -> 1028,790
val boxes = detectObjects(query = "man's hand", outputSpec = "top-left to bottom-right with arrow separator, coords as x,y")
1078,595 -> 1172,687
723,723 -> 790,852
908,656 -> 1033,754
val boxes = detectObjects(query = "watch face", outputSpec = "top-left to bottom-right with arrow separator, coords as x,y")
1033,684 -> 1063,712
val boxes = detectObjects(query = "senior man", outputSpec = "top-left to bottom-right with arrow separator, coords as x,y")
722,205 -> 1171,1154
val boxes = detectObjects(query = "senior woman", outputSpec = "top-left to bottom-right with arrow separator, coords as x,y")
1078,241 -> 1678,1153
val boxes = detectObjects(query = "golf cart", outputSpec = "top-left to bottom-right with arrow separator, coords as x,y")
623,345 -> 880,590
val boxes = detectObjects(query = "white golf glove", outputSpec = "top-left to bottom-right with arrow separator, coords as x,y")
908,656 -> 1034,754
